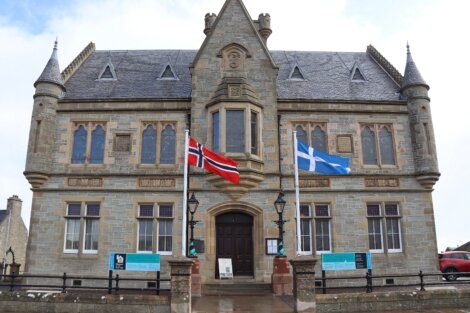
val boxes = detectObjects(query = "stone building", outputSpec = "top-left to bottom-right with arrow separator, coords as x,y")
0,196 -> 28,272
24,0 -> 440,285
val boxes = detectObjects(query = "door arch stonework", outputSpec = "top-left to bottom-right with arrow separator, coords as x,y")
203,202 -> 264,282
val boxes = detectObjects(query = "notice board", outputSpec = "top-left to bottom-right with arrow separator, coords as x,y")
218,258 -> 233,279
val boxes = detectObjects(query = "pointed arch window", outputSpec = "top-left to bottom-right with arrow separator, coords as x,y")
311,126 -> 326,152
361,124 -> 395,166
90,125 -> 105,164
296,126 -> 308,145
160,125 -> 176,164
72,125 -> 87,164
141,124 -> 157,164
379,126 -> 395,165
361,126 -> 378,165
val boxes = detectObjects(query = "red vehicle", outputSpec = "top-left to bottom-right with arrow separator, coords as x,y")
439,251 -> 470,281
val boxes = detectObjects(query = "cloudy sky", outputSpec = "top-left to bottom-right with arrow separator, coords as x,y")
0,0 -> 468,251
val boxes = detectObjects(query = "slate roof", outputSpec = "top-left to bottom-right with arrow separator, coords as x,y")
62,49 -> 402,101
35,42 -> 65,88
402,45 -> 427,89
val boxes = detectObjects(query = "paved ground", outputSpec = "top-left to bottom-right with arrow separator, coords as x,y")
192,295 -> 470,313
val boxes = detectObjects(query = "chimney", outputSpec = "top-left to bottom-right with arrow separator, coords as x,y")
204,13 -> 217,35
7,195 -> 22,218
258,13 -> 272,45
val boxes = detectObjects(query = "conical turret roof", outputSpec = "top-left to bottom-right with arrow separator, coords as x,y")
34,40 -> 65,89
401,43 -> 427,89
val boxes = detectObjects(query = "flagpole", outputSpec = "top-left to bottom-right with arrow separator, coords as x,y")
293,131 -> 302,255
181,130 -> 189,257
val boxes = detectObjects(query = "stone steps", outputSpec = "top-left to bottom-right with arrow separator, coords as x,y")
202,283 -> 272,296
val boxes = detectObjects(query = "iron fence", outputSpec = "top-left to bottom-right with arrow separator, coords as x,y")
0,271 -> 170,295
316,269 -> 470,294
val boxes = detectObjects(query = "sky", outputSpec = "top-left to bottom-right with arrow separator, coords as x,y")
0,0 -> 469,252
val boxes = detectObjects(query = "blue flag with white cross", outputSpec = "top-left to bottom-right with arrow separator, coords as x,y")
296,140 -> 351,175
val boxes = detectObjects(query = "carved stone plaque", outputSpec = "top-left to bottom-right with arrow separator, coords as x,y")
139,178 -> 175,188
114,134 -> 131,152
364,178 -> 399,188
68,177 -> 103,187
299,178 -> 330,188
337,135 -> 353,153
228,85 -> 242,98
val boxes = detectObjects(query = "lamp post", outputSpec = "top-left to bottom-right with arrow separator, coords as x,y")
187,193 -> 199,258
274,192 -> 287,257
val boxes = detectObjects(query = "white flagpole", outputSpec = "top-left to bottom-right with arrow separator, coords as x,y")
181,130 -> 189,257
293,131 -> 302,255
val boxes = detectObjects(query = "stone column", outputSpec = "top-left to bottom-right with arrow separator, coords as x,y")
272,256 -> 293,295
169,258 -> 194,313
289,256 -> 318,313
191,258 -> 202,297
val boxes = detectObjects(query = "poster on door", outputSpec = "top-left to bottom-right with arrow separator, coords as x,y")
218,258 -> 233,279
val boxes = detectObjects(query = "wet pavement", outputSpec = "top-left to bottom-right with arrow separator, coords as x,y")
192,295 -> 470,313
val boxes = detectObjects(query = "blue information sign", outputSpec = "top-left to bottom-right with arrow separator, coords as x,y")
109,253 -> 160,271
321,252 -> 372,271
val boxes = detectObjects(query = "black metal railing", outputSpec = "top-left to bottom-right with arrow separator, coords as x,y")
316,270 -> 470,294
0,271 -> 170,295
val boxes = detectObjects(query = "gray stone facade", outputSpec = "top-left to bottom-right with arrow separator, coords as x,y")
0,196 -> 28,272
24,0 -> 440,285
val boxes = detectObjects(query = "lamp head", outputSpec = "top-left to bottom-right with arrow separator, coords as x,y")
274,192 -> 286,214
188,192 -> 199,214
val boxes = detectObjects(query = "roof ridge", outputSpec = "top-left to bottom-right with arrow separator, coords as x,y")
61,42 -> 96,83
366,44 -> 403,86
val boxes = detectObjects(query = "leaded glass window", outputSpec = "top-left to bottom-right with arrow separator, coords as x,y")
361,126 -> 378,165
251,111 -> 258,155
141,124 -> 156,164
160,125 -> 176,164
90,125 -> 105,164
311,126 -> 326,152
296,126 -> 308,145
71,125 -> 87,164
226,110 -> 245,153
379,126 -> 395,165
213,112 -> 219,152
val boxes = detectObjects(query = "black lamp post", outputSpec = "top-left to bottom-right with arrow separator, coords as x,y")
273,192 -> 287,257
187,193 -> 199,258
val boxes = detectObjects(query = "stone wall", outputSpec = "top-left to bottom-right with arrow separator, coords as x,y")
0,291 -> 169,313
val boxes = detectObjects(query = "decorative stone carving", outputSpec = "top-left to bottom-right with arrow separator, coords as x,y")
67,177 -> 103,187
337,135 -> 353,153
139,178 -> 175,188
228,51 -> 242,69
228,85 -> 242,98
299,178 -> 330,188
219,43 -> 251,72
364,178 -> 399,188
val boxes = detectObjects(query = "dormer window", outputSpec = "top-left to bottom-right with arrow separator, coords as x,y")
351,64 -> 366,82
289,65 -> 305,80
159,64 -> 178,80
97,62 -> 117,81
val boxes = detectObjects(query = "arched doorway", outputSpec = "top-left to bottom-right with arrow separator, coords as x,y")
216,212 -> 253,276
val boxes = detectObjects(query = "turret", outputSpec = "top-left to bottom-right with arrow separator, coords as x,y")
257,13 -> 272,44
204,13 -> 217,35
24,40 -> 65,188
401,44 -> 440,189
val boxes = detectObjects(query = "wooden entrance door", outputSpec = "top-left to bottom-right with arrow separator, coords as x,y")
216,212 -> 253,276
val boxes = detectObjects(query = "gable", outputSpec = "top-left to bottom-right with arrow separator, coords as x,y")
191,0 -> 276,70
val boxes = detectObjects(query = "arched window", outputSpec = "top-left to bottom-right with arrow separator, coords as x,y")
311,126 -> 326,152
90,125 -> 105,164
296,126 -> 308,145
160,125 -> 176,164
141,125 -> 156,164
379,126 -> 395,165
361,126 -> 377,165
71,125 -> 87,164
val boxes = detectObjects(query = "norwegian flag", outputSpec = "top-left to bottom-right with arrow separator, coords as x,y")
188,137 -> 239,184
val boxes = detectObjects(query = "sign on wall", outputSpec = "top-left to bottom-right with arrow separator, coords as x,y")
109,253 -> 161,271
321,252 -> 372,271
218,258 -> 233,279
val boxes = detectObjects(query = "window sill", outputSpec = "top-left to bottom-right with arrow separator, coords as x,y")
298,251 -> 313,256
63,250 -> 78,254
316,250 -> 332,255
369,250 -> 384,254
137,251 -> 153,254
82,250 -> 98,255
157,251 -> 173,256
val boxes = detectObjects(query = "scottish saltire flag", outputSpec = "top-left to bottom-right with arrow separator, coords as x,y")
297,141 -> 351,174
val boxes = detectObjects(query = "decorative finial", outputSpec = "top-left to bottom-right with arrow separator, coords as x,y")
54,37 -> 58,50
406,41 -> 410,54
